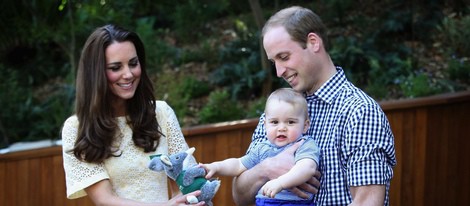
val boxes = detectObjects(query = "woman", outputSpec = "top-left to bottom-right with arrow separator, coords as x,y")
61,24 -> 204,206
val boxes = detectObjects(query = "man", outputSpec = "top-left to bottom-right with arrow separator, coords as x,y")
232,6 -> 396,206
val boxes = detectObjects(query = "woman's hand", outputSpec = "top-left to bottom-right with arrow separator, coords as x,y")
167,190 -> 205,206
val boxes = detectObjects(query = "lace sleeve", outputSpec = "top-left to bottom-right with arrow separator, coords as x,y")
155,101 -> 195,164
61,116 -> 109,199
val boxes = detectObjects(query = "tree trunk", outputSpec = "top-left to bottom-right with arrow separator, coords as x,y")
67,1 -> 76,79
248,0 -> 272,96
0,118 -> 8,148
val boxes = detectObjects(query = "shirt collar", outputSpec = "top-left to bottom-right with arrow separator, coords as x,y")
305,66 -> 346,104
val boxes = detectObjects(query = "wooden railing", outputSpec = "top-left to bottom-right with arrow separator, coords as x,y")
1,91 -> 469,206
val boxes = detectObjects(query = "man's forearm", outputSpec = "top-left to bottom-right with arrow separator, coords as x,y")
350,184 -> 385,206
232,163 -> 269,206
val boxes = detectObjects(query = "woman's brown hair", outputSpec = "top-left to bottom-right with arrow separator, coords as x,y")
73,24 -> 162,163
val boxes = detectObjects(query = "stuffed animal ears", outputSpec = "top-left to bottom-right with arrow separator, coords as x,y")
186,147 -> 195,155
148,154 -> 164,171
183,147 -> 197,168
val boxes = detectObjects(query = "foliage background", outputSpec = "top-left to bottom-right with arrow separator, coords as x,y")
0,0 -> 469,148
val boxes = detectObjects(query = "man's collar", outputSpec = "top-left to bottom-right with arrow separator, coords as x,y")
305,66 -> 346,104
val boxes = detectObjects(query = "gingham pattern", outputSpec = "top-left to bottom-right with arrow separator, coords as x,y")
247,67 -> 396,205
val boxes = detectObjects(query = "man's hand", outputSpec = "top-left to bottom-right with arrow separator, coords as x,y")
232,139 -> 322,205
232,140 -> 303,205
262,139 -> 322,199
260,139 -> 303,180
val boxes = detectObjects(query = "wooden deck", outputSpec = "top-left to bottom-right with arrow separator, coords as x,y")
1,91 -> 469,206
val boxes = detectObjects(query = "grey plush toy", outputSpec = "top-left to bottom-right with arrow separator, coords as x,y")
148,147 -> 220,206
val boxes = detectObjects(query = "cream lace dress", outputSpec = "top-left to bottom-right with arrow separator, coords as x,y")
62,101 -> 193,202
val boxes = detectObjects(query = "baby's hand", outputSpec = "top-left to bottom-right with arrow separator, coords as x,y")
198,163 -> 217,179
261,179 -> 283,198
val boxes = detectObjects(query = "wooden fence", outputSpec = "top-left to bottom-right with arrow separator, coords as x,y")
1,91 -> 469,206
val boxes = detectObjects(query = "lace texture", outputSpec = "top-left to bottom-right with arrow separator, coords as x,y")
62,101 -> 192,202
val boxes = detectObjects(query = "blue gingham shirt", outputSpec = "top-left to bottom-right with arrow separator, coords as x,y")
247,67 -> 396,205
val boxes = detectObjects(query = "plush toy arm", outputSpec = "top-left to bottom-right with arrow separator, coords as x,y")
183,166 -> 206,186
148,157 -> 164,171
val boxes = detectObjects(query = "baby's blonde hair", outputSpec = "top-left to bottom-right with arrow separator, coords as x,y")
265,88 -> 308,119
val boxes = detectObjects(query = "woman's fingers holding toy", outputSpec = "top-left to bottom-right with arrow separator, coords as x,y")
184,190 -> 205,205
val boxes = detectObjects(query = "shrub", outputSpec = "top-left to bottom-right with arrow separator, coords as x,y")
399,72 -> 446,98
171,0 -> 229,42
210,30 -> 265,100
438,13 -> 470,56
437,13 -> 470,89
245,97 -> 267,119
0,65 -> 74,148
181,76 -> 212,99
136,17 -> 178,73
447,56 -> 470,87
198,90 -> 244,124
0,66 -> 32,147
